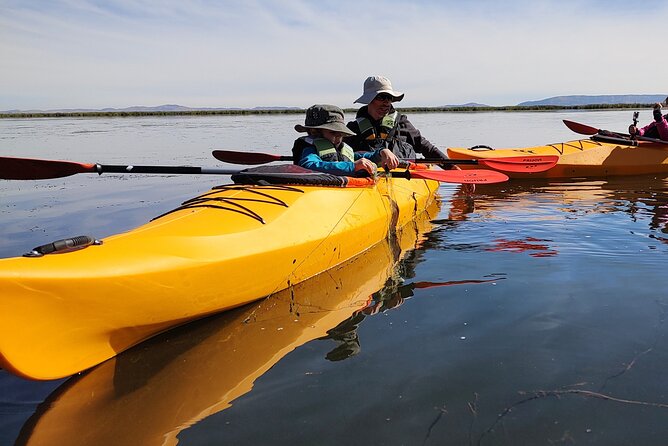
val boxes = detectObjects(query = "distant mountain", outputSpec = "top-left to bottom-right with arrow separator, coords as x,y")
106,104 -> 194,112
443,102 -> 490,108
519,95 -> 666,107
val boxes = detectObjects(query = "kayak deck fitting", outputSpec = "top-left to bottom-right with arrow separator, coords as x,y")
0,172 -> 439,380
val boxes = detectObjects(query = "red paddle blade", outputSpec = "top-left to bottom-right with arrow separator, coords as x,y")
479,155 -> 559,173
563,120 -> 599,135
0,156 -> 96,180
409,168 -> 508,184
212,150 -> 287,165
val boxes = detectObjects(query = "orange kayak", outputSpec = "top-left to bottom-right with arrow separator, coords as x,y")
448,137 -> 668,178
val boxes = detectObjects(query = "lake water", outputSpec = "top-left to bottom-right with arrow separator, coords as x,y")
2,110 -> 668,445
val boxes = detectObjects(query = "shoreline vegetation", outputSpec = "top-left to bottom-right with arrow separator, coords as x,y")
0,103 -> 655,119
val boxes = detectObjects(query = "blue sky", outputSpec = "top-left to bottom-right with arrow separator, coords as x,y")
2,0 -> 667,110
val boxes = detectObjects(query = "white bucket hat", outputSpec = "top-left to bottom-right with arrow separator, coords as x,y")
354,75 -> 404,104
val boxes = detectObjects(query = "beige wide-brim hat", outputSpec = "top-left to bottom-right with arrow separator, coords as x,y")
354,75 -> 405,104
294,104 -> 356,135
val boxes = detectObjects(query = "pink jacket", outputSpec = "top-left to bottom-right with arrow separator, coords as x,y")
639,116 -> 668,140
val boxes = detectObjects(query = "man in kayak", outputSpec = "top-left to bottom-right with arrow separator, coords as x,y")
629,98 -> 668,141
346,75 -> 474,192
345,75 -> 452,167
292,104 -> 395,176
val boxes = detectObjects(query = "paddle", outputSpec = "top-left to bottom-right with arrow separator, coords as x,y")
562,119 -> 609,136
211,150 -> 557,173
0,156 -> 253,180
396,168 -> 508,184
0,156 -> 508,184
562,119 -> 668,144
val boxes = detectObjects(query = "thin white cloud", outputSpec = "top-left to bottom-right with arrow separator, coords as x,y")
1,0 -> 667,109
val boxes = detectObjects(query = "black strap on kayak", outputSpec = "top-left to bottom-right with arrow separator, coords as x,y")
151,184 -> 305,224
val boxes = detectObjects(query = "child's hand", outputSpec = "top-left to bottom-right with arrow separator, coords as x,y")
354,158 -> 377,175
380,149 -> 399,170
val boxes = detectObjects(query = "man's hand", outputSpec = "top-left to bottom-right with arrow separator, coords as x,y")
451,165 -> 475,194
379,148 -> 399,170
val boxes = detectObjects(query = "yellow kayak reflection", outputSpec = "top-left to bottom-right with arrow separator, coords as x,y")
17,200 -> 440,446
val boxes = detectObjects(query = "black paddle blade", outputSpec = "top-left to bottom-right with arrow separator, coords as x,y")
212,150 -> 290,165
0,156 -> 96,180
562,120 -> 599,135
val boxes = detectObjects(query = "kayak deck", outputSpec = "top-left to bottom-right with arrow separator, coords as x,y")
0,176 -> 438,380
448,138 -> 668,178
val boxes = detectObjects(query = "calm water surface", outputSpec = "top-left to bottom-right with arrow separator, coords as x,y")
2,110 -> 668,445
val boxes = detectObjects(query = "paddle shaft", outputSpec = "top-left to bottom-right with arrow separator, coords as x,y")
0,156 -> 506,183
211,150 -> 557,173
232,168 -> 507,184
212,151 -> 478,166
92,164 -> 248,175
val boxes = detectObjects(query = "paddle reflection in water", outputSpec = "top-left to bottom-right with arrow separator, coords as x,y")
321,273 -> 502,362
14,198 -> 492,446
430,176 -> 668,258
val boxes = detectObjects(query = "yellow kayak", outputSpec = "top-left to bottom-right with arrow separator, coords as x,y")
0,174 -> 438,380
447,138 -> 668,178
16,202 -> 439,445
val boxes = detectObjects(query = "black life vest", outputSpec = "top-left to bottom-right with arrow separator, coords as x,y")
355,112 -> 416,160
356,111 -> 399,142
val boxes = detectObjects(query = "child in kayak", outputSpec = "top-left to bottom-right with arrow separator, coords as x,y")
629,99 -> 668,141
292,104 -> 395,176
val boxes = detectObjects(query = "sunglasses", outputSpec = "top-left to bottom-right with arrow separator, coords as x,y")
374,93 -> 395,102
